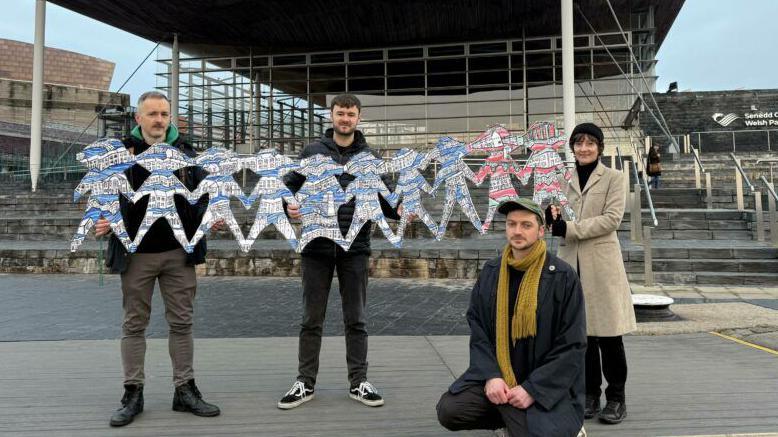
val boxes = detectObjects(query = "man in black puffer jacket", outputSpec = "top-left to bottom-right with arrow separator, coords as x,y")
277,94 -> 401,410
95,91 -> 220,427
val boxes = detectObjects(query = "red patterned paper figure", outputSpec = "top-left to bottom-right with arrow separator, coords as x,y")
516,121 -> 576,220
468,124 -> 525,232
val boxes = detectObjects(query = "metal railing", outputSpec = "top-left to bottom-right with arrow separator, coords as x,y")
690,145 -> 713,209
0,164 -> 85,183
755,158 -> 778,185
729,153 -> 755,211
629,143 -> 658,227
647,128 -> 777,154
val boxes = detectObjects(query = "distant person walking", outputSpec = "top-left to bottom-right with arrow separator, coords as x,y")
646,144 -> 661,189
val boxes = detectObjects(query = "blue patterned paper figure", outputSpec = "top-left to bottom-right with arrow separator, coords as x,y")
294,154 -> 350,252
71,138 -> 136,252
240,148 -> 301,252
130,143 -> 200,253
468,124 -> 525,232
186,147 -> 249,250
342,151 -> 400,249
428,136 -> 484,240
385,148 -> 438,242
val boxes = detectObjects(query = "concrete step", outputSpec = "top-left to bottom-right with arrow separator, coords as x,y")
624,258 -> 778,274
628,271 -> 778,285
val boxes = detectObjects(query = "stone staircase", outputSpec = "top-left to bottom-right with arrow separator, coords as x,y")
1,151 -> 776,284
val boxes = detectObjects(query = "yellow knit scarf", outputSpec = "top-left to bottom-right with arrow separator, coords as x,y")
496,240 -> 546,388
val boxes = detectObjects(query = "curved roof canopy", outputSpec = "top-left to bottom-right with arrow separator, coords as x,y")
49,0 -> 683,56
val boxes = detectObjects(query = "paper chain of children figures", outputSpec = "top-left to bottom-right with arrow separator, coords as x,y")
70,121 -> 575,254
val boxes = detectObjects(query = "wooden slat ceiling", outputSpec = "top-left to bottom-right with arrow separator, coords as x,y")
49,0 -> 684,56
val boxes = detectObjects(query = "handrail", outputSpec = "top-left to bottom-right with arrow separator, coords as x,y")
615,146 -> 624,170
623,147 -> 658,227
762,175 -> 778,202
629,143 -> 658,227
730,153 -> 755,192
690,146 -> 707,173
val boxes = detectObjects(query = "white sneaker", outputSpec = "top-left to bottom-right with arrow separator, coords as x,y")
348,381 -> 384,407
277,381 -> 314,409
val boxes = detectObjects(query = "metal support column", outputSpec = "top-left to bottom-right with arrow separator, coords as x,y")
30,0 -> 46,192
561,0 -> 575,163
171,33 -> 179,123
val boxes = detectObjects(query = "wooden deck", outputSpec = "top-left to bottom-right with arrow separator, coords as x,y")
0,334 -> 776,436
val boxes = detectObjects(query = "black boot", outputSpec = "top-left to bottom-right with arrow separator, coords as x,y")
172,379 -> 221,417
584,396 -> 600,420
109,384 -> 143,427
598,400 -> 627,424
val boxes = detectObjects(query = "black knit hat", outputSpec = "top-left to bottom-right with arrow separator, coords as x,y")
569,122 -> 604,146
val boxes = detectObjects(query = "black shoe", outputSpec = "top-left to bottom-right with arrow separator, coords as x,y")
598,400 -> 627,424
349,381 -> 384,407
584,396 -> 600,419
109,384 -> 144,427
172,379 -> 221,417
278,381 -> 314,409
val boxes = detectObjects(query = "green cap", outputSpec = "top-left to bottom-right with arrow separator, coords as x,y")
497,197 -> 544,224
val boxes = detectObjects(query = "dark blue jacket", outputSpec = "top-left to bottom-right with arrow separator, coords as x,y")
450,252 -> 587,437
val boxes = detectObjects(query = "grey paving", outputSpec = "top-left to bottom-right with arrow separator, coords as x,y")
0,274 -> 475,341
0,334 -> 776,436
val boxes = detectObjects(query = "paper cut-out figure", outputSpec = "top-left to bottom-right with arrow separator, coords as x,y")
428,136 -> 483,239
71,138 -> 136,252
130,144 -> 200,253
240,149 -> 301,251
341,151 -> 400,249
186,147 -> 249,250
516,121 -> 576,220
468,125 -> 525,232
294,154 -> 350,252
385,148 -> 438,241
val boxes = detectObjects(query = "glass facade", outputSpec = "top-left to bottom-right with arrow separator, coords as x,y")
156,8 -> 656,156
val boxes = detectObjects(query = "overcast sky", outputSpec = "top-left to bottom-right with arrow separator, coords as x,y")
2,0 -> 776,102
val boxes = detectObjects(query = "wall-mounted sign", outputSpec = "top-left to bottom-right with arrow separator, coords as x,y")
712,108 -> 778,128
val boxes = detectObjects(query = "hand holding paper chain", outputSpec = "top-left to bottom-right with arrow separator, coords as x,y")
517,122 -> 576,220
70,138 -> 136,252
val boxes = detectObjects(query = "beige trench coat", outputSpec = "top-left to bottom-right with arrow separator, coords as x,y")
557,161 -> 637,337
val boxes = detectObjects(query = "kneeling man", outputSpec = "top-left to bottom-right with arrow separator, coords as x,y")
437,198 -> 586,437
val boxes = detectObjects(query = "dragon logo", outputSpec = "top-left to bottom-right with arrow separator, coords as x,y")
712,113 -> 741,127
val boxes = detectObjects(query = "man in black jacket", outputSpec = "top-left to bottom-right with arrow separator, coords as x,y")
277,94 -> 400,409
436,198 -> 586,437
95,91 -> 220,427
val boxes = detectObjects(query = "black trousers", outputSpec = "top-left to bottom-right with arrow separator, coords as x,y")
585,335 -> 627,402
297,252 -> 369,388
437,386 -> 529,437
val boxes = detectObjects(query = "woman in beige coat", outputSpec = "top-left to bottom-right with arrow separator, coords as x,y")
548,123 -> 636,426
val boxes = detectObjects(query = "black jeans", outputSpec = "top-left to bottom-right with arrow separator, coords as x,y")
586,335 -> 627,402
437,386 -> 528,436
297,252 -> 369,388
